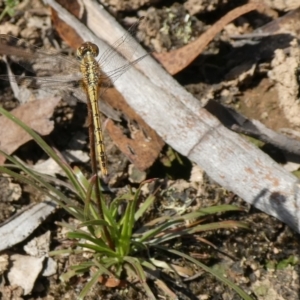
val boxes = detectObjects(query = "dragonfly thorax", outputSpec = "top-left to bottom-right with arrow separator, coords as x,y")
76,42 -> 99,59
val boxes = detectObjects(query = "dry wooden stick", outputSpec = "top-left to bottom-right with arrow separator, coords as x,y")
44,0 -> 300,233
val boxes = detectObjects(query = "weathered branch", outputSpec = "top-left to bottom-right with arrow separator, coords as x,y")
44,0 -> 300,232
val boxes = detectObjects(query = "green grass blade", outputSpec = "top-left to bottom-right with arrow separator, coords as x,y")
77,242 -> 116,255
78,268 -> 103,300
79,219 -> 109,228
0,152 -> 83,218
119,201 -> 134,255
0,106 -> 86,200
137,219 -> 183,243
124,257 -> 156,300
67,232 -> 116,256
120,186 -> 146,253
171,205 -> 244,222
135,194 -> 155,221
187,220 -> 249,233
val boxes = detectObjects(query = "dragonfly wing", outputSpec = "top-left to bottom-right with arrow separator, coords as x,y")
97,20 -> 149,78
0,73 -> 81,90
0,31 -> 146,121
0,71 -> 121,121
99,21 -> 140,66
99,52 -> 148,90
0,34 -> 80,75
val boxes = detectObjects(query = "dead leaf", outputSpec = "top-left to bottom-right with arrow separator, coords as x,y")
104,88 -> 164,171
51,0 -> 83,49
154,279 -> 177,299
171,264 -> 194,277
0,97 -> 60,164
98,276 -> 127,288
153,2 -> 265,75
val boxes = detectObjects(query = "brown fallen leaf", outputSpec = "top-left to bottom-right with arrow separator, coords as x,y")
104,88 -> 164,171
98,275 -> 127,288
0,97 -> 60,164
154,279 -> 177,299
50,0 -> 83,49
153,2 -> 266,75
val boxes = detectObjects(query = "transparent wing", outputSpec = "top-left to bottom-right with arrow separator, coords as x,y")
0,72 -> 121,121
0,20 -> 149,102
0,74 -> 82,87
97,19 -> 150,91
0,34 -> 80,76
0,34 -> 84,102
98,21 -> 141,69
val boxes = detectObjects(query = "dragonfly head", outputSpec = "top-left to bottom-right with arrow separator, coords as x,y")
76,42 -> 99,59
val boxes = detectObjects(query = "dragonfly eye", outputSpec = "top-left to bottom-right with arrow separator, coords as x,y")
76,42 -> 99,59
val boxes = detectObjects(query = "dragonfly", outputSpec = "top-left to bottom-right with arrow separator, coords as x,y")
0,25 -> 148,177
